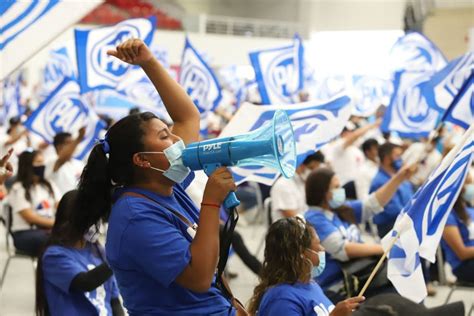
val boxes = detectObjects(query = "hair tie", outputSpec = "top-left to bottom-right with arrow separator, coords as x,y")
99,139 -> 110,154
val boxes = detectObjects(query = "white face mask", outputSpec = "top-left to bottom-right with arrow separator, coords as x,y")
138,140 -> 191,183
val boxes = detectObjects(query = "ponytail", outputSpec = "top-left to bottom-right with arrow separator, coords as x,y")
73,111 -> 158,237
73,144 -> 112,238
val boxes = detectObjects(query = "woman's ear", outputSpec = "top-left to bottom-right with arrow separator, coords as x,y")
132,153 -> 150,168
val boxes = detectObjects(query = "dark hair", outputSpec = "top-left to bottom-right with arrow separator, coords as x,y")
378,142 -> 398,164
303,151 -> 325,166
362,138 -> 379,156
128,107 -> 141,115
7,116 -> 21,134
305,167 -> 357,224
248,217 -> 314,315
73,112 -> 158,239
16,150 -> 54,202
36,190 -> 80,316
53,132 -> 72,148
305,167 -> 334,207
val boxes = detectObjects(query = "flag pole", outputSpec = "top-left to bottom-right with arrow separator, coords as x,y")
358,230 -> 401,297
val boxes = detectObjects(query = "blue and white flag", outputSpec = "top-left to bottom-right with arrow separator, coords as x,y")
382,125 -> 474,303
1,74 -> 24,122
422,52 -> 473,113
0,0 -> 102,80
75,16 -> 156,93
249,35 -> 304,105
441,73 -> 473,129
39,45 -> 77,101
115,42 -> 173,121
381,71 -> 441,138
390,32 -> 447,74
219,95 -> 352,185
24,78 -> 106,160
179,37 -> 222,133
351,76 -> 393,117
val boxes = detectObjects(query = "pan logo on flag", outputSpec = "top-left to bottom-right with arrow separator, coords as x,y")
44,50 -> 73,84
425,145 -> 472,236
91,25 -> 141,82
181,65 -> 211,111
397,77 -> 436,130
43,92 -> 87,137
266,52 -> 295,99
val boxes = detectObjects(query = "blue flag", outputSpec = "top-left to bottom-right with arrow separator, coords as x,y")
24,79 -> 106,160
381,71 -> 441,138
219,95 -> 352,185
1,0 -> 101,80
1,74 -> 24,123
39,45 -> 77,101
351,76 -> 393,117
390,31 -> 447,74
249,35 -> 304,104
75,17 -> 156,93
441,73 -> 473,129
382,125 -> 474,303
179,37 -> 222,133
421,52 -> 473,128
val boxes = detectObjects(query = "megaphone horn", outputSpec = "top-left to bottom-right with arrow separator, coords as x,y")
182,110 -> 297,209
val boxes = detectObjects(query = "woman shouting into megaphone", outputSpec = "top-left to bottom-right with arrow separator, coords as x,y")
72,38 -> 247,315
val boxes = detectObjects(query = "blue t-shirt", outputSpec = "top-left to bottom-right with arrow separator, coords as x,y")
441,207 -> 474,270
369,168 -> 413,226
42,243 -> 120,316
305,201 -> 363,288
106,174 -> 233,316
258,281 -> 335,316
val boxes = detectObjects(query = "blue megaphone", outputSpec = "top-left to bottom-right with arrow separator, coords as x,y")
182,110 -> 297,209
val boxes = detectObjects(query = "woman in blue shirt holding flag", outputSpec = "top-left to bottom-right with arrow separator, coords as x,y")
247,217 -> 365,316
36,190 -> 124,316
72,39 -> 245,315
442,179 -> 474,283
303,166 -> 415,300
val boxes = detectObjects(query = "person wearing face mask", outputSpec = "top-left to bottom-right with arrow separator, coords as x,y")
7,149 -> 59,257
72,39 -> 246,315
248,217 -> 365,316
369,142 -> 414,238
304,166 -> 416,301
441,177 -> 474,283
36,190 -> 124,316
270,152 -> 325,221
248,218 -> 465,316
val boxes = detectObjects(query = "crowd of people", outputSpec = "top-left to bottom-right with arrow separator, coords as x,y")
0,38 -> 472,316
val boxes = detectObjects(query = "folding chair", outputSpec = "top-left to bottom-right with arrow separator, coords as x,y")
0,204 -> 36,290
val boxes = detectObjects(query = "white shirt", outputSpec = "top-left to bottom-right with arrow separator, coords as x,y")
402,142 -> 442,187
355,159 -> 379,200
45,157 -> 84,197
270,174 -> 307,221
327,138 -> 365,185
7,182 -> 59,231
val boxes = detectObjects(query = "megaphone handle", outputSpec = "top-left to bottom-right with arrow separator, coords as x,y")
203,163 -> 241,210
223,192 -> 240,209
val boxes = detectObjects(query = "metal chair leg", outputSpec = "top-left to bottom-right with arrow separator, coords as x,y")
0,256 -> 13,289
